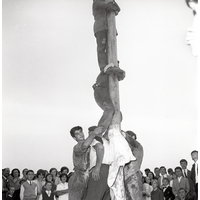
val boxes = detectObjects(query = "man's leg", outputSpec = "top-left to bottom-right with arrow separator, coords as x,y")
68,171 -> 89,200
94,86 -> 115,133
95,30 -> 108,71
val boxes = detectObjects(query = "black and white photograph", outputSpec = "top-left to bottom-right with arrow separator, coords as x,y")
2,0 -> 198,200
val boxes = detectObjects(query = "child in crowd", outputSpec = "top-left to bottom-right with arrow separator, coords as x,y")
162,178 -> 175,200
43,173 -> 56,193
5,187 -> 15,200
39,181 -> 55,200
55,173 -> 68,200
151,179 -> 164,200
20,170 -> 37,200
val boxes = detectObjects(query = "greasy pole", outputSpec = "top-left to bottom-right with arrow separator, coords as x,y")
106,0 -> 121,130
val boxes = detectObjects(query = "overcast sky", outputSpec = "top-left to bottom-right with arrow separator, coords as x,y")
2,0 -> 198,174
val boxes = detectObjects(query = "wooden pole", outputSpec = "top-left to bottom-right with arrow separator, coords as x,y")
106,0 -> 121,129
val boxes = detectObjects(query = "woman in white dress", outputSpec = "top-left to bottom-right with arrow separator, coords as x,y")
143,176 -> 153,200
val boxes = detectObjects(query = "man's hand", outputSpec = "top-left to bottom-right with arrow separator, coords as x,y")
93,126 -> 104,135
91,166 -> 101,181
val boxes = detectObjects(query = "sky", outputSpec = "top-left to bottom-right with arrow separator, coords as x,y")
2,0 -> 198,174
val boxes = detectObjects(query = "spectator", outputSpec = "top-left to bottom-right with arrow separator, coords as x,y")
55,173 -> 68,200
5,187 -> 15,200
180,159 -> 195,199
40,181 -> 55,200
147,172 -> 155,185
143,176 -> 153,200
151,179 -> 164,200
7,168 -> 21,200
158,166 -> 171,188
19,169 -> 28,185
145,168 -> 151,177
43,173 -> 56,193
33,169 -> 45,200
162,178 -> 175,200
190,150 -> 198,200
43,171 -> 48,181
2,168 -> 10,200
172,166 -> 190,199
170,172 -> 177,187
67,173 -> 73,182
60,167 -> 69,176
49,168 -> 60,186
167,168 -> 174,177
154,167 -> 160,180
20,170 -> 37,200
178,188 -> 191,200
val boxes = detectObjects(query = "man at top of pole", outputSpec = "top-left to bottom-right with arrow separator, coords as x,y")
92,0 -> 125,134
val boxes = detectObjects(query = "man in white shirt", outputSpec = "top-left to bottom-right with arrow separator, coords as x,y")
84,126 -> 111,200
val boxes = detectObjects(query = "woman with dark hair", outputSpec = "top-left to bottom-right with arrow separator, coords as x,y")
41,173 -> 57,196
170,172 -> 177,187
143,176 -> 153,200
147,171 -> 155,185
55,173 -> 69,200
50,168 -> 60,186
33,169 -> 45,200
7,168 -> 21,200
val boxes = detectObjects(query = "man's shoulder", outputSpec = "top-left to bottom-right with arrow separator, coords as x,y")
74,141 -> 84,150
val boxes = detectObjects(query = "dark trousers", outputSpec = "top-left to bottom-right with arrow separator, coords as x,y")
84,164 -> 111,200
195,183 -> 198,200
68,170 -> 89,200
95,30 -> 108,71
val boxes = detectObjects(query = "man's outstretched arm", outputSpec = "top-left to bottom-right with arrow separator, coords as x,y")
82,127 -> 104,151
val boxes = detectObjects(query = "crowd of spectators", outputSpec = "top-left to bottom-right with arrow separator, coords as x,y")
2,150 -> 198,200
2,166 -> 73,200
141,150 -> 198,200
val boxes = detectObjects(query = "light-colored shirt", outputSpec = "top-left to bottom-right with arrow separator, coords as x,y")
90,138 -> 112,169
56,182 -> 68,200
195,161 -> 198,183
163,185 -> 169,192
20,180 -> 37,200
38,190 -> 56,200
178,177 -> 182,183
182,169 -> 188,178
